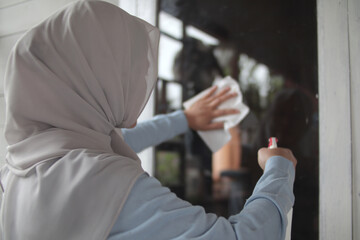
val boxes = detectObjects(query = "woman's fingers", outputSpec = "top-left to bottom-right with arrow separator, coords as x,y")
210,92 -> 237,108
204,121 -> 225,130
212,108 -> 240,118
202,85 -> 218,100
214,86 -> 231,98
186,85 -> 240,131
202,108 -> 240,130
206,87 -> 230,102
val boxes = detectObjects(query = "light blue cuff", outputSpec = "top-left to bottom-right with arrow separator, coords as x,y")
265,156 -> 296,184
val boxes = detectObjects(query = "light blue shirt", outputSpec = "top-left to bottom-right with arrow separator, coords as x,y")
121,110 -> 189,153
108,110 -> 295,240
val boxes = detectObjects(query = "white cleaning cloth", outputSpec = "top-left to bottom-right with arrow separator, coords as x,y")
183,76 -> 249,152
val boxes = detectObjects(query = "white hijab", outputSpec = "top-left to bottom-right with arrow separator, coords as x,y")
0,1 -> 159,239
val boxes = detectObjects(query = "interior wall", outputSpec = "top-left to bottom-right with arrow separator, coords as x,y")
349,0 -> 360,238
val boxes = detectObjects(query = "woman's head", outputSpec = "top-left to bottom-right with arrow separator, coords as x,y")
4,1 -> 159,169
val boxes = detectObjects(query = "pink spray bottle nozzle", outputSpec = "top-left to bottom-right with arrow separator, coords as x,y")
268,137 -> 278,149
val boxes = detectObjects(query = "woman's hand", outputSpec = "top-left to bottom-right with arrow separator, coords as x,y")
184,86 -> 240,131
257,147 -> 297,170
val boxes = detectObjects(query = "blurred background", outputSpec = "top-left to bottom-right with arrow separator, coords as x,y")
154,1 -> 318,239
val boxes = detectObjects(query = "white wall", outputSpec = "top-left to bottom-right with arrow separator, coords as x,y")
349,0 -> 360,238
318,0 -> 360,239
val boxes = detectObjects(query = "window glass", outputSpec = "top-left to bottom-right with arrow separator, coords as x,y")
158,34 -> 182,80
159,11 -> 183,39
156,1 -> 318,239
185,26 -> 219,45
166,82 -> 183,110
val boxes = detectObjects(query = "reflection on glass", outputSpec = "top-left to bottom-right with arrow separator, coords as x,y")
239,54 -> 272,102
159,11 -> 183,39
156,150 -> 181,185
158,34 -> 182,80
166,82 -> 182,110
157,1 -> 318,239
186,25 -> 219,46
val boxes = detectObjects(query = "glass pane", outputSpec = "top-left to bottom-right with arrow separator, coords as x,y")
156,150 -> 181,185
166,82 -> 183,110
159,11 -> 183,39
158,34 -> 182,80
157,1 -> 318,239
186,25 -> 219,46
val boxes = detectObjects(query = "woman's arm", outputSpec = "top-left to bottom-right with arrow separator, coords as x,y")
121,110 -> 188,153
108,156 -> 295,240
122,86 -> 239,153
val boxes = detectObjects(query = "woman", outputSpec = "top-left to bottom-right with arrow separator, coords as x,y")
0,1 -> 296,239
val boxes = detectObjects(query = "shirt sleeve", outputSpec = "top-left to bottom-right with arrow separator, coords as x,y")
107,156 -> 295,240
121,110 -> 189,153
